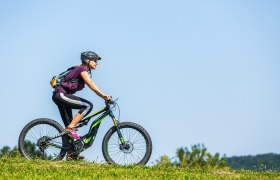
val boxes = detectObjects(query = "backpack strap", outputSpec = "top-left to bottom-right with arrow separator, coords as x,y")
61,65 -> 84,84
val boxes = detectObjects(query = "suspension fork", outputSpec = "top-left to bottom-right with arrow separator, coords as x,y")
109,111 -> 125,144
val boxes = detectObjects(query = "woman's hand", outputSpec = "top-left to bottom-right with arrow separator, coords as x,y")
103,95 -> 112,102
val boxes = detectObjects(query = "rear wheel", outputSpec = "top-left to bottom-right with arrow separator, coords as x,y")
102,122 -> 152,165
18,118 -> 67,160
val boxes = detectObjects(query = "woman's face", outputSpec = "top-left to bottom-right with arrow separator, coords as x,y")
88,60 -> 98,70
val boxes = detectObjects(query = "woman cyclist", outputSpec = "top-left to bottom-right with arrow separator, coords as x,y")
52,51 -> 111,141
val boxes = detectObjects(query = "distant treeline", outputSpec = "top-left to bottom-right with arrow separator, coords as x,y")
227,153 -> 280,171
155,144 -> 280,171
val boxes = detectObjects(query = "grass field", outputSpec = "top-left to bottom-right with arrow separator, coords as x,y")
1,156 -> 280,179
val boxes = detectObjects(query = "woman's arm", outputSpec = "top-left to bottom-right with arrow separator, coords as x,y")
80,71 -> 110,100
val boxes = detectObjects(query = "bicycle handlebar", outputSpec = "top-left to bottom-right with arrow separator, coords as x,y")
105,97 -> 118,106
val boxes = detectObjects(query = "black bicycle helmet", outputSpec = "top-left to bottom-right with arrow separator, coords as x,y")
81,51 -> 101,64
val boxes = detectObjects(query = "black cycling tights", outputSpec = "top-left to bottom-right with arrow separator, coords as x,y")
52,93 -> 93,127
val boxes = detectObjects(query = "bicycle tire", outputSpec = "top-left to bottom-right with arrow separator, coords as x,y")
18,118 -> 67,160
102,122 -> 152,165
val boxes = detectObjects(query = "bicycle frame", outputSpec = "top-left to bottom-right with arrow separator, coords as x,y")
73,103 -> 124,149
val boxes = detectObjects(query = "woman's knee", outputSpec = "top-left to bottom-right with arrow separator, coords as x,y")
79,101 -> 93,116
88,101 -> 93,111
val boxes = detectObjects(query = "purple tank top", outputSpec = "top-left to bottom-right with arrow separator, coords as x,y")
53,65 -> 88,94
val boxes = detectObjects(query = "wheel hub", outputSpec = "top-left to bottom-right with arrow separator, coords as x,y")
37,136 -> 50,152
119,141 -> 134,153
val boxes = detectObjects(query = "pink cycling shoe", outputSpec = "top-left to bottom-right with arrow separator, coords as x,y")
65,128 -> 80,140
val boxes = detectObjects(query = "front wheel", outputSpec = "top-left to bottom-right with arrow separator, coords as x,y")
102,122 -> 152,165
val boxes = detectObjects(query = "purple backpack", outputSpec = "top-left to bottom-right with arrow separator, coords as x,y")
60,66 -> 86,94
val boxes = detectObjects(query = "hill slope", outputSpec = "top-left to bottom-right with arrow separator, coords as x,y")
1,157 -> 280,179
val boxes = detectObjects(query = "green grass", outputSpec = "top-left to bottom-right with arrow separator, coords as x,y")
1,156 -> 280,180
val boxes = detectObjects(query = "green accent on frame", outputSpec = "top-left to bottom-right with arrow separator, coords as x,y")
90,117 -> 105,131
84,136 -> 92,144
48,144 -> 61,149
89,108 -> 106,118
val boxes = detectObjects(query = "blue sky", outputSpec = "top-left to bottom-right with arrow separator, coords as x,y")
1,0 -> 280,164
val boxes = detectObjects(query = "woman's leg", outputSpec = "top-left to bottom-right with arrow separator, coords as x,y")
57,105 -> 71,127
67,113 -> 83,129
56,93 -> 93,128
53,93 -> 74,127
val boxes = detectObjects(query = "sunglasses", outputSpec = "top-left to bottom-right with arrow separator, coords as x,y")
89,59 -> 98,63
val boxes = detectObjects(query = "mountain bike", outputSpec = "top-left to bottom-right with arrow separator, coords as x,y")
18,99 -> 152,165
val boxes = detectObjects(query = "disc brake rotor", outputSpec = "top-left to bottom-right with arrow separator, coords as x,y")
120,141 -> 134,153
